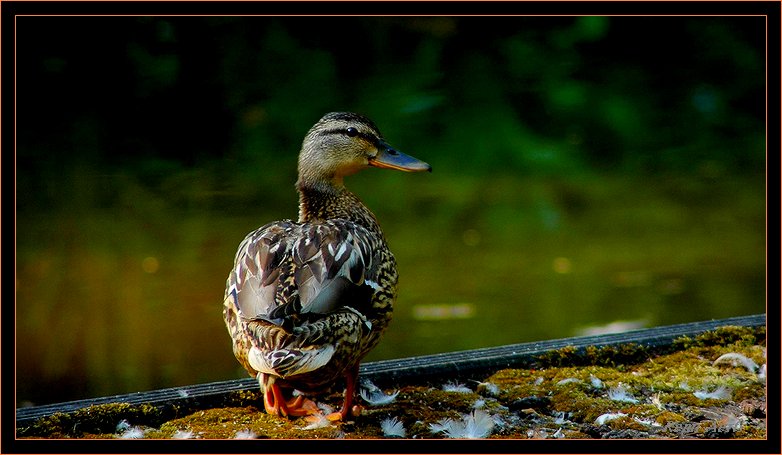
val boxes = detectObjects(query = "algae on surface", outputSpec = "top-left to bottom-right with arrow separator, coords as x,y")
18,325 -> 766,439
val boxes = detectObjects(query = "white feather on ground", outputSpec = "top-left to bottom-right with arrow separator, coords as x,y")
607,383 -> 639,403
359,388 -> 400,406
301,413 -> 332,430
651,392 -> 664,410
713,353 -> 759,373
442,381 -> 473,393
380,417 -> 406,438
115,419 -> 131,433
233,429 -> 257,439
553,411 -> 569,425
594,412 -> 627,425
172,429 -> 196,439
475,381 -> 500,396
118,426 -> 146,439
429,409 -> 495,439
693,385 -> 732,400
359,378 -> 400,406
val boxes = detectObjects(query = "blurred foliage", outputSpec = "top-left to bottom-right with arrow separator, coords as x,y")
14,16 -> 766,405
16,16 -> 764,212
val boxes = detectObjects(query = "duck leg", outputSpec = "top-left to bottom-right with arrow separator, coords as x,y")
259,373 -> 318,417
324,363 -> 363,421
260,373 -> 282,415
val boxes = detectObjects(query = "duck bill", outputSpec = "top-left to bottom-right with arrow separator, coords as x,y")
369,141 -> 432,173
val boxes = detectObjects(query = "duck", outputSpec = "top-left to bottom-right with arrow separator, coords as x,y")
223,112 -> 431,421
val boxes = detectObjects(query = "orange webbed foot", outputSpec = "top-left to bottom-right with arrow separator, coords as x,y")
261,375 -> 318,418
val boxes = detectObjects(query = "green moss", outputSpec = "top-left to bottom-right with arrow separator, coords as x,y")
606,415 -> 647,431
732,384 -> 766,402
483,329 -> 765,435
408,419 -> 436,439
152,406 -> 340,439
19,325 -> 766,439
412,387 -> 479,413
584,344 -> 650,367
534,343 -> 651,369
562,430 -> 592,439
549,387 -> 615,422
225,389 -> 262,404
735,426 -> 767,439
18,402 -> 163,438
672,325 -> 765,351
655,411 -> 687,425
536,345 -> 580,367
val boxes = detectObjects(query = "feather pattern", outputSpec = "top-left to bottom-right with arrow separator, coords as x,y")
224,217 -> 394,387
228,219 -> 380,321
222,112 -> 429,416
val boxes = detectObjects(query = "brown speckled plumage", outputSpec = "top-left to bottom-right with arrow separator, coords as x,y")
223,112 -> 430,419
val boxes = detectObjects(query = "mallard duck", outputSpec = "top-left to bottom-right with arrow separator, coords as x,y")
223,112 -> 431,421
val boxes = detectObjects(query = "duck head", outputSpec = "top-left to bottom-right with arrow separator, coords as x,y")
297,112 -> 431,190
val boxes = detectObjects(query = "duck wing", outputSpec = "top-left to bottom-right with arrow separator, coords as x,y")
226,219 -> 380,329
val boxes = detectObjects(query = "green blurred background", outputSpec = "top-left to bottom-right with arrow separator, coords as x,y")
16,16 -> 766,406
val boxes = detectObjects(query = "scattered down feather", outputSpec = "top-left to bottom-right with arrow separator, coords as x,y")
713,353 -> 759,373
430,410 -> 495,439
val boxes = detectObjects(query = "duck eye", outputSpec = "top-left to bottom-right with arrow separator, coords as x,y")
345,127 -> 358,137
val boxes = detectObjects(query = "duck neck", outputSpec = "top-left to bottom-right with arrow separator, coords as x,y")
296,181 -> 384,237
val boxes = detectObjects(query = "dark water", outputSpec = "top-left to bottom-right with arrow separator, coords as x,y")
15,169 -> 765,407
